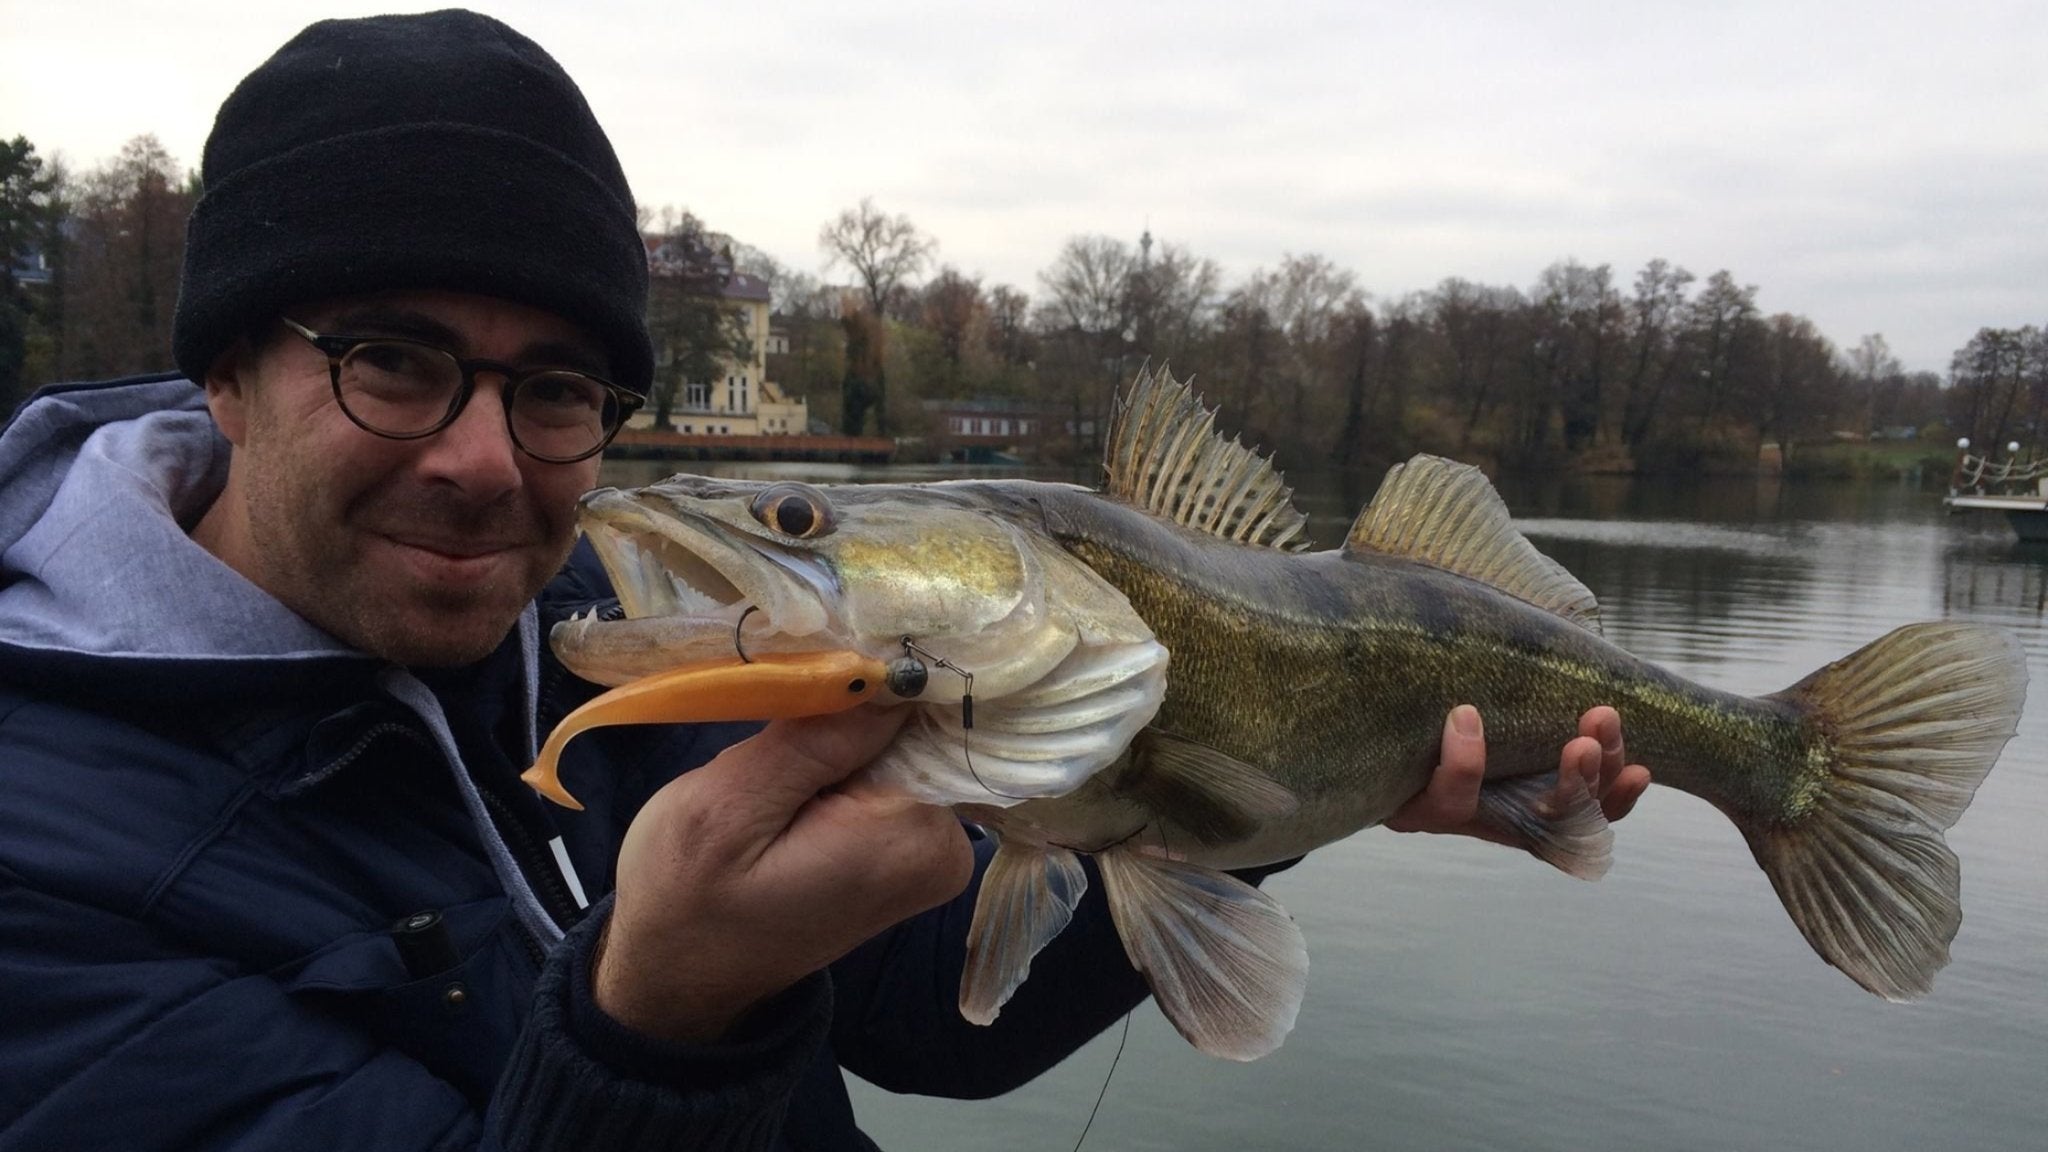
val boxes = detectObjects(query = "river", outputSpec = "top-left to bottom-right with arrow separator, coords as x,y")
599,459 -> 2048,1151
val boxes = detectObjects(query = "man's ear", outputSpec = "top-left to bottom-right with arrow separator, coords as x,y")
203,337 -> 257,446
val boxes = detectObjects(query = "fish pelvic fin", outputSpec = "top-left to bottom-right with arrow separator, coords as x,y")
1346,455 -> 1601,634
1103,365 -> 1313,552
959,840 -> 1090,1026
1752,622 -> 2027,1000
1473,772 -> 1614,880
1099,849 -> 1307,1061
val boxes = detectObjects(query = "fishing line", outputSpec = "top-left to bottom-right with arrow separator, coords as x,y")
898,637 -> 1034,801
1070,1010 -> 1134,1152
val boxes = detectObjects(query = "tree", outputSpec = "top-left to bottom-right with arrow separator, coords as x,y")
1125,230 -> 1221,370
53,135 -> 194,382
1263,252 -> 1365,453
1950,327 -> 2039,449
819,198 -> 932,435
1035,235 -> 1140,458
1426,277 -> 1522,450
1679,270 -> 1764,440
642,209 -> 754,431
1847,333 -> 1901,436
1753,313 -> 1841,457
1,136 -> 62,408
919,266 -> 986,392
1619,259 -> 1695,450
986,284 -> 1033,368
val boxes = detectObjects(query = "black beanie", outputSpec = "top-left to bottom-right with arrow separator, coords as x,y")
173,9 -> 652,395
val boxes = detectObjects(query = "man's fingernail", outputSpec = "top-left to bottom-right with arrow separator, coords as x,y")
1451,706 -> 1480,737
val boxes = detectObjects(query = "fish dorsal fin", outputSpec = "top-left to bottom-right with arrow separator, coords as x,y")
1104,365 -> 1312,553
1347,455 -> 1602,633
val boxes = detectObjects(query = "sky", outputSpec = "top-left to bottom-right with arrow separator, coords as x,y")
6,0 -> 2043,373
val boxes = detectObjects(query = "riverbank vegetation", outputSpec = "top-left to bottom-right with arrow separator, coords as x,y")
5,134 -> 2037,478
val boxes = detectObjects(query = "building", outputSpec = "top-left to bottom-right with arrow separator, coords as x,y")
633,228 -> 808,437
922,397 -> 1092,463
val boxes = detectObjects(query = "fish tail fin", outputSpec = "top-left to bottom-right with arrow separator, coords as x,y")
1098,848 -> 1306,1061
1750,622 -> 2026,999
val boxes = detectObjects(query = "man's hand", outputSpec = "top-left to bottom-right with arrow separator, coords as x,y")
593,707 -> 973,1043
1384,705 -> 1651,842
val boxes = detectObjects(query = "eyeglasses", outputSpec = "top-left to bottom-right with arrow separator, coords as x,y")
279,317 -> 643,463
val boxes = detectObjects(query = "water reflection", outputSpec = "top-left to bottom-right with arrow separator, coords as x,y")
593,457 -> 2045,1152
1943,539 -> 2048,618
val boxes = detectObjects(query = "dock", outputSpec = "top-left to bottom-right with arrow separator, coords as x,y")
608,429 -> 897,464
1944,447 -> 2048,540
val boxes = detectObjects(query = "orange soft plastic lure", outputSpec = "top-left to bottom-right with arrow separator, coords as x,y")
522,650 -> 891,810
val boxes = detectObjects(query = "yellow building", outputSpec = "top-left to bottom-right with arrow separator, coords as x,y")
632,232 -> 809,437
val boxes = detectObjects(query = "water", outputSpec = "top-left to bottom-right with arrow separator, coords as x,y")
600,461 -> 2048,1151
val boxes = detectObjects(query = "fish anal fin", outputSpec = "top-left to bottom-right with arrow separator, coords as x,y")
1473,772 -> 1613,880
1347,455 -> 1601,633
959,841 -> 1090,1025
1099,849 -> 1306,1061
1103,365 -> 1312,552
1118,729 -> 1300,846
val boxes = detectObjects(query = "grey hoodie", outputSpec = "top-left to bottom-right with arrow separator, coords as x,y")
0,374 -> 573,944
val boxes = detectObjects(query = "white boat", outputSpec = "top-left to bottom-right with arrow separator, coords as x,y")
1944,441 -> 2048,541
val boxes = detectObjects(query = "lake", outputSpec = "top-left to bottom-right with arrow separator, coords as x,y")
601,459 -> 2048,1152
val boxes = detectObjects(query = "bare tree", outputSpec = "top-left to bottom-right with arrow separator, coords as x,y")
1620,259 -> 1695,450
819,197 -> 931,435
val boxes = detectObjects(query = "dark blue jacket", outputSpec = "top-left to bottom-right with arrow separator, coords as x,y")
0,376 -> 1151,1150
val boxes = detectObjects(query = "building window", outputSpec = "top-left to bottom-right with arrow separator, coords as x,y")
685,381 -> 708,409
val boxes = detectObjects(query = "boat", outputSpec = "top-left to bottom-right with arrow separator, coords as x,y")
1944,440 -> 2048,541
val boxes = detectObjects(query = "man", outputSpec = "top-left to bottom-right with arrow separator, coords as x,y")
0,11 -> 1647,1150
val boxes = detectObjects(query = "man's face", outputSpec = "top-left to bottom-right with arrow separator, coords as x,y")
202,290 -> 607,666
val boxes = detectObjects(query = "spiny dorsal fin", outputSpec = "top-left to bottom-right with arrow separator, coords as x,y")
1347,455 -> 1601,633
1104,365 -> 1312,552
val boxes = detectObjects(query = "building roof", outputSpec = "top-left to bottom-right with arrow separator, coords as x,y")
645,230 -> 771,303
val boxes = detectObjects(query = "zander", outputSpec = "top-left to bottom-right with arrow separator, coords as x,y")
537,367 -> 2027,1061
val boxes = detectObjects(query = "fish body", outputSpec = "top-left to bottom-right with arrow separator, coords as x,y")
547,368 -> 2026,1060
940,479 -> 1802,866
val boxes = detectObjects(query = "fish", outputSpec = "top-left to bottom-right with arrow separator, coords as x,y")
534,366 -> 2028,1061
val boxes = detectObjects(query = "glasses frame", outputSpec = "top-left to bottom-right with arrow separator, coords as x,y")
278,316 -> 644,463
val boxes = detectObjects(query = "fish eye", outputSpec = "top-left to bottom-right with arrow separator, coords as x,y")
749,483 -> 835,539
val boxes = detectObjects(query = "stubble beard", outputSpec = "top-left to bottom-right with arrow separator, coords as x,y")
237,439 -> 572,668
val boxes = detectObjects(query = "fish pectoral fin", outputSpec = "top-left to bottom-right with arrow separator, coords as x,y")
1472,772 -> 1613,880
1345,455 -> 1601,633
1099,849 -> 1306,1062
959,841 -> 1090,1026
1118,730 -> 1301,847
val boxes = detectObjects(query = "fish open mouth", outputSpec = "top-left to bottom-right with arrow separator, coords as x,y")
551,489 -> 839,685
600,527 -> 749,620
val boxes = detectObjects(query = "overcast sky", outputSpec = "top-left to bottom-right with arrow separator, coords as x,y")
6,0 -> 2042,372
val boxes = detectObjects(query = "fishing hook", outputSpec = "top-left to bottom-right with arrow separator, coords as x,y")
897,637 -> 1032,802
733,605 -> 759,663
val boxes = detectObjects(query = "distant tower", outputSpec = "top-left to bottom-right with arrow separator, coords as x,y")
1139,226 -> 1153,270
